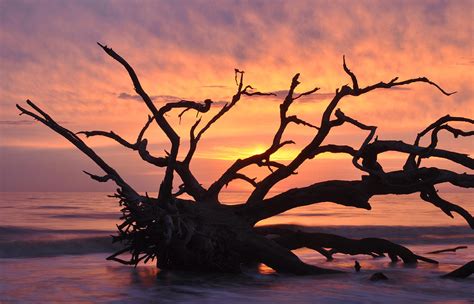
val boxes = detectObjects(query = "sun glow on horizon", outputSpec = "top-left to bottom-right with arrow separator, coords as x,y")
194,145 -> 353,161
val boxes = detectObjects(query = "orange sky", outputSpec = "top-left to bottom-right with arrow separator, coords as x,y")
0,0 -> 472,194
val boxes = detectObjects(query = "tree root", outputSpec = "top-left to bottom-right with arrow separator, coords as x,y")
442,261 -> 474,279
256,225 -> 438,264
242,234 -> 343,275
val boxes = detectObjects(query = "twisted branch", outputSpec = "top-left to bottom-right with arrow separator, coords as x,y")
404,115 -> 474,169
243,57 -> 458,204
243,167 -> 473,224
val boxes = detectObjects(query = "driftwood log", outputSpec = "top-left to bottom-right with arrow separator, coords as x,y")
427,246 -> 468,254
17,43 -> 474,275
442,261 -> 474,279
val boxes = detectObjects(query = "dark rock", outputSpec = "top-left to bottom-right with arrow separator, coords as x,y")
370,272 -> 388,281
354,261 -> 361,272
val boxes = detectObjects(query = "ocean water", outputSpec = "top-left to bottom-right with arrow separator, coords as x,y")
0,192 -> 473,303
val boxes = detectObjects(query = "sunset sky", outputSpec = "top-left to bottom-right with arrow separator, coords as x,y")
0,0 -> 472,194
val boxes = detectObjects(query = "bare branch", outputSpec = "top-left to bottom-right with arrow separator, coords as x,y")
17,100 -> 140,201
404,115 -> 474,170
98,42 -> 179,201
77,116 -> 168,168
242,85 -> 276,97
435,125 -> 474,139
98,44 -> 213,202
293,86 -> 320,100
420,124 -> 473,162
356,76 -> 456,96
243,167 -> 474,224
256,159 -> 288,171
287,115 -> 320,129
243,61 -> 457,204
334,109 -> 380,174
172,184 -> 187,197
159,99 -> 213,116
308,144 -> 357,159
370,140 -> 474,170
183,70 -> 275,166
342,55 -> 358,91
98,43 -> 165,123
137,115 -> 154,143
419,116 -> 474,140
207,74 -> 319,200
83,171 -> 111,183
77,130 -> 136,149
420,186 -> 474,229
226,173 -> 258,188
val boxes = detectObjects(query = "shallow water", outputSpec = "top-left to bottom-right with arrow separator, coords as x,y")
1,192 -> 473,303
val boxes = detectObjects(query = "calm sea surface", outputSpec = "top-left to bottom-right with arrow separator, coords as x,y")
1,192 -> 473,303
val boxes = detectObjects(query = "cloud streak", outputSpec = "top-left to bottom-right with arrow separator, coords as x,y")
117,92 -> 183,102
0,120 -> 34,125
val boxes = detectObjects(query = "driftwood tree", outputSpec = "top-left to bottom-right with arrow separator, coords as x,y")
17,43 -> 474,275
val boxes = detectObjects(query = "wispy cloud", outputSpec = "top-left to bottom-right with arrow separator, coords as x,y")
0,120 -> 34,125
117,92 -> 229,107
117,92 -> 183,103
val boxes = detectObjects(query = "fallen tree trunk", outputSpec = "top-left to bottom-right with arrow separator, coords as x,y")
17,43 -> 473,275
255,226 -> 438,264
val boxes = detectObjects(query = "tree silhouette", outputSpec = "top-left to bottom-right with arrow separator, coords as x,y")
17,43 -> 473,275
